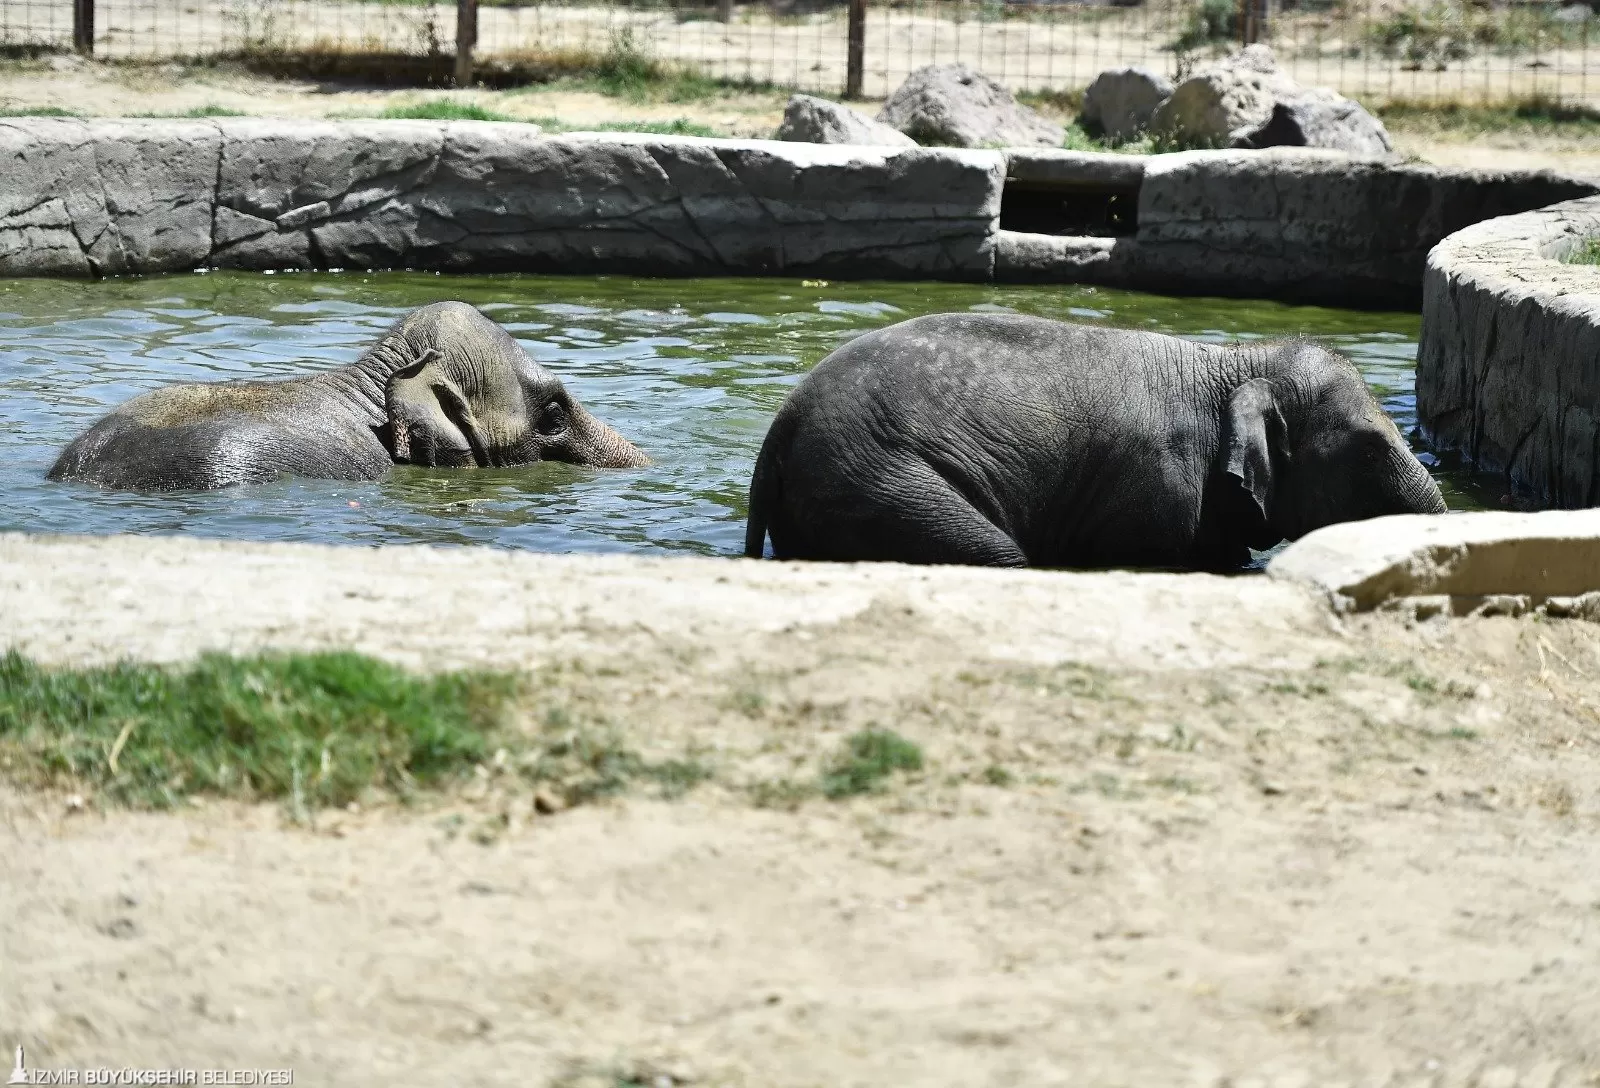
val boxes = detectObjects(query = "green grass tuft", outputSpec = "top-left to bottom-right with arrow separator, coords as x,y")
820,727 -> 924,799
1376,94 -> 1600,135
0,650 -> 520,810
0,105 -> 81,117
1565,237 -> 1600,266
591,117 -> 721,137
380,99 -> 517,122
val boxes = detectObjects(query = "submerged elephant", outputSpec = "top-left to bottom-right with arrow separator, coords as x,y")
744,313 -> 1446,570
49,301 -> 648,492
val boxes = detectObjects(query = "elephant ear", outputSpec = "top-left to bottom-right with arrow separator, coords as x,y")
384,350 -> 490,467
1219,377 -> 1285,531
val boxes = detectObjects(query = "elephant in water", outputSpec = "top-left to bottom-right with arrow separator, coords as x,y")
744,313 -> 1446,570
49,301 -> 648,492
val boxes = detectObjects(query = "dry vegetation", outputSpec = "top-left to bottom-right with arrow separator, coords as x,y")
6,593 -> 1600,1082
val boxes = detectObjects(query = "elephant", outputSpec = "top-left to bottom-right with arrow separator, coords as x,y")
48,301 -> 648,492
743,313 -> 1446,570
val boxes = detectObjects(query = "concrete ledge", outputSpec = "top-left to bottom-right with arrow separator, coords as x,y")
0,532 -> 1339,671
1268,510 -> 1600,612
1002,148 -> 1145,188
993,231 -> 1134,283
0,119 -> 1005,281
1125,149 -> 1597,307
1416,195 -> 1600,507
2,119 -> 1594,306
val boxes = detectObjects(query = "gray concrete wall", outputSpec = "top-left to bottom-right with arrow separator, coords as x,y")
2,119 -> 1595,307
1416,196 -> 1600,507
0,118 -> 1004,281
996,148 -> 1598,307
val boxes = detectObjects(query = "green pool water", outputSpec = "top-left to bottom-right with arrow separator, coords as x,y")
0,272 -> 1492,558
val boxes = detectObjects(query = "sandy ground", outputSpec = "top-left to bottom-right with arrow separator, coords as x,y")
2,533 -> 1600,1085
5,58 -> 1600,173
5,0 -> 1598,103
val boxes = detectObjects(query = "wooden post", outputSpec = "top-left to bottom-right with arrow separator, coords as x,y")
73,0 -> 94,54
1240,0 -> 1264,45
717,0 -> 733,24
455,0 -> 478,87
846,0 -> 866,98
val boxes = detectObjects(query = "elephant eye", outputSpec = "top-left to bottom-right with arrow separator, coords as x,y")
536,400 -> 567,436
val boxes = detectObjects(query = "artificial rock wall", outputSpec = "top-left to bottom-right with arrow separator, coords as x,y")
1416,195 -> 1600,507
996,148 -> 1598,307
0,118 -> 1003,281
2,117 -> 1595,308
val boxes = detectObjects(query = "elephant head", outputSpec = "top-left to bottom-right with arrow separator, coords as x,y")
380,301 -> 649,471
1219,343 -> 1446,546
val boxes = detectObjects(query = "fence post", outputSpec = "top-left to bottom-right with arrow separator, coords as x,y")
455,0 -> 478,87
846,0 -> 866,98
1239,0 -> 1263,46
717,0 -> 733,23
73,0 -> 94,54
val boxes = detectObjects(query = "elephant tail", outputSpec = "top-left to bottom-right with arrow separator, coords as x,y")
744,424 -> 784,559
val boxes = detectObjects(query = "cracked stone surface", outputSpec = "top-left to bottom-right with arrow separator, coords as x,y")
0,119 -> 1004,281
3,119 -> 1595,305
1416,195 -> 1600,507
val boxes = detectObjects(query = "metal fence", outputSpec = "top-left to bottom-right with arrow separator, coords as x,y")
4,0 -> 1598,105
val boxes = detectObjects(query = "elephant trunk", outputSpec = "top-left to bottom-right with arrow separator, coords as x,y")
1394,446 -> 1448,515
573,408 -> 651,468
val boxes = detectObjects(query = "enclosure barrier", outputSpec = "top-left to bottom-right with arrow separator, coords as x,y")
6,0 -> 1598,106
0,118 -> 1592,308
1417,194 -> 1600,508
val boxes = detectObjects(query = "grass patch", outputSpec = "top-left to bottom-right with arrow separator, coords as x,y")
1017,87 -> 1083,115
1405,673 -> 1478,700
0,105 -> 81,117
1170,0 -> 1239,54
1366,3 -> 1591,70
371,100 -> 721,137
1376,94 -> 1600,136
131,105 -> 250,119
575,117 -> 721,137
512,704 -> 711,805
0,652 -> 716,812
1005,662 -> 1119,701
724,687 -> 767,718
980,763 -> 1014,787
1565,237 -> 1600,266
532,26 -> 773,104
748,776 -> 818,810
820,727 -> 924,799
0,650 -> 518,809
380,98 -> 517,122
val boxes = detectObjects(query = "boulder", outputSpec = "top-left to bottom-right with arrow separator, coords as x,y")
1237,88 -> 1393,156
775,94 -> 916,147
1079,66 -> 1174,143
1149,45 -> 1391,155
1268,510 -> 1600,612
877,64 -> 1064,149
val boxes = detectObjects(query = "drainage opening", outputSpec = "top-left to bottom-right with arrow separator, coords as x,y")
999,181 -> 1139,237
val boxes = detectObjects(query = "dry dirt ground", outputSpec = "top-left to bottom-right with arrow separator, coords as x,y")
2,534 -> 1600,1086
5,58 -> 1600,175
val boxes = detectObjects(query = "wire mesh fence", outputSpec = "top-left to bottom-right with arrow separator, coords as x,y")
3,0 -> 1597,105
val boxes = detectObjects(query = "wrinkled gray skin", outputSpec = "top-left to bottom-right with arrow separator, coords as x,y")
745,313 -> 1446,570
49,301 -> 648,492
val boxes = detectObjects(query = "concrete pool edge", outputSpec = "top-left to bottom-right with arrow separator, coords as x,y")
1416,195 -> 1600,509
1,118 -> 1594,308
7,513 -> 1600,673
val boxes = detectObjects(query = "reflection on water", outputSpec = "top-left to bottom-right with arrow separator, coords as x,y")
0,272 -> 1495,558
